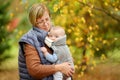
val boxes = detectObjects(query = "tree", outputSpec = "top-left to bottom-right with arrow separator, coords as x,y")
0,1 -> 12,63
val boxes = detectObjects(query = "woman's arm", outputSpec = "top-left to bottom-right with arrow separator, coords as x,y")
24,44 -> 74,79
24,44 -> 56,79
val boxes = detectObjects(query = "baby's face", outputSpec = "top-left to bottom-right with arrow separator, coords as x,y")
48,29 -> 63,41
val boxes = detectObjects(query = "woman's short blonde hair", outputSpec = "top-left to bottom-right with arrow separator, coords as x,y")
29,3 -> 50,26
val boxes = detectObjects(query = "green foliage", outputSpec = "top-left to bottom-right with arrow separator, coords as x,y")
108,48 -> 120,62
0,1 -> 12,63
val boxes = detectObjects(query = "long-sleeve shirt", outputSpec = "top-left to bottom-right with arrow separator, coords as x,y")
45,53 -> 58,63
24,43 -> 56,79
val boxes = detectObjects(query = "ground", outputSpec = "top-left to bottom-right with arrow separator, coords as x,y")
0,69 -> 19,80
73,62 -> 120,80
0,62 -> 120,80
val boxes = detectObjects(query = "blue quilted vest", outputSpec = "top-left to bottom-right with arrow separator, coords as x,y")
18,27 -> 53,80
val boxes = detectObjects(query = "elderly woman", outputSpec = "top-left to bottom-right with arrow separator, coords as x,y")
18,3 -> 74,80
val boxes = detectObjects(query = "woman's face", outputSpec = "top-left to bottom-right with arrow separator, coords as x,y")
36,11 -> 51,32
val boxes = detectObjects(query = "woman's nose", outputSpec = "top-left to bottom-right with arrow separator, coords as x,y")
44,22 -> 48,26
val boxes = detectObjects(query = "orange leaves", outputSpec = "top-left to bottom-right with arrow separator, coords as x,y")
7,18 -> 20,32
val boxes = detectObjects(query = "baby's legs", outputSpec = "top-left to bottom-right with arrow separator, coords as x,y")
66,77 -> 71,80
63,75 -> 71,80
54,72 -> 72,80
54,72 -> 63,80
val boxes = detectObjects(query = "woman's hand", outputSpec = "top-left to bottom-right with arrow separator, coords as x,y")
55,62 -> 74,77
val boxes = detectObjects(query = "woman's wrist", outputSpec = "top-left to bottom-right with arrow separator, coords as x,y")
55,64 -> 62,72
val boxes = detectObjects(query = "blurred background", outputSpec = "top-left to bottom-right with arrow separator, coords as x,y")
0,0 -> 120,80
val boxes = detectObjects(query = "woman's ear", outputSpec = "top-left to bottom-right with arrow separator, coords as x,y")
48,32 -> 50,34
47,32 -> 50,37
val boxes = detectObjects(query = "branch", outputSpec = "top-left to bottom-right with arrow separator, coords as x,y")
78,1 -> 120,22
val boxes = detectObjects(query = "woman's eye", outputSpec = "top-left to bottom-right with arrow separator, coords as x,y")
36,21 -> 43,24
46,18 -> 48,21
46,18 -> 50,21
39,21 -> 43,23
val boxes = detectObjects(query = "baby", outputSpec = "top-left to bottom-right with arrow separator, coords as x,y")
41,26 -> 74,80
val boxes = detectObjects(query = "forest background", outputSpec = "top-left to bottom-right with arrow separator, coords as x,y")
0,0 -> 120,80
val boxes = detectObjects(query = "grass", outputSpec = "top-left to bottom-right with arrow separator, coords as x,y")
0,45 -> 18,70
0,45 -> 19,80
107,48 -> 120,62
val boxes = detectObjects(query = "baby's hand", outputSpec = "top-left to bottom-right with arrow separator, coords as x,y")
41,47 -> 48,54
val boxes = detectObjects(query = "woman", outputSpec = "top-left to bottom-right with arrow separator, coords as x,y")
18,3 -> 74,80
